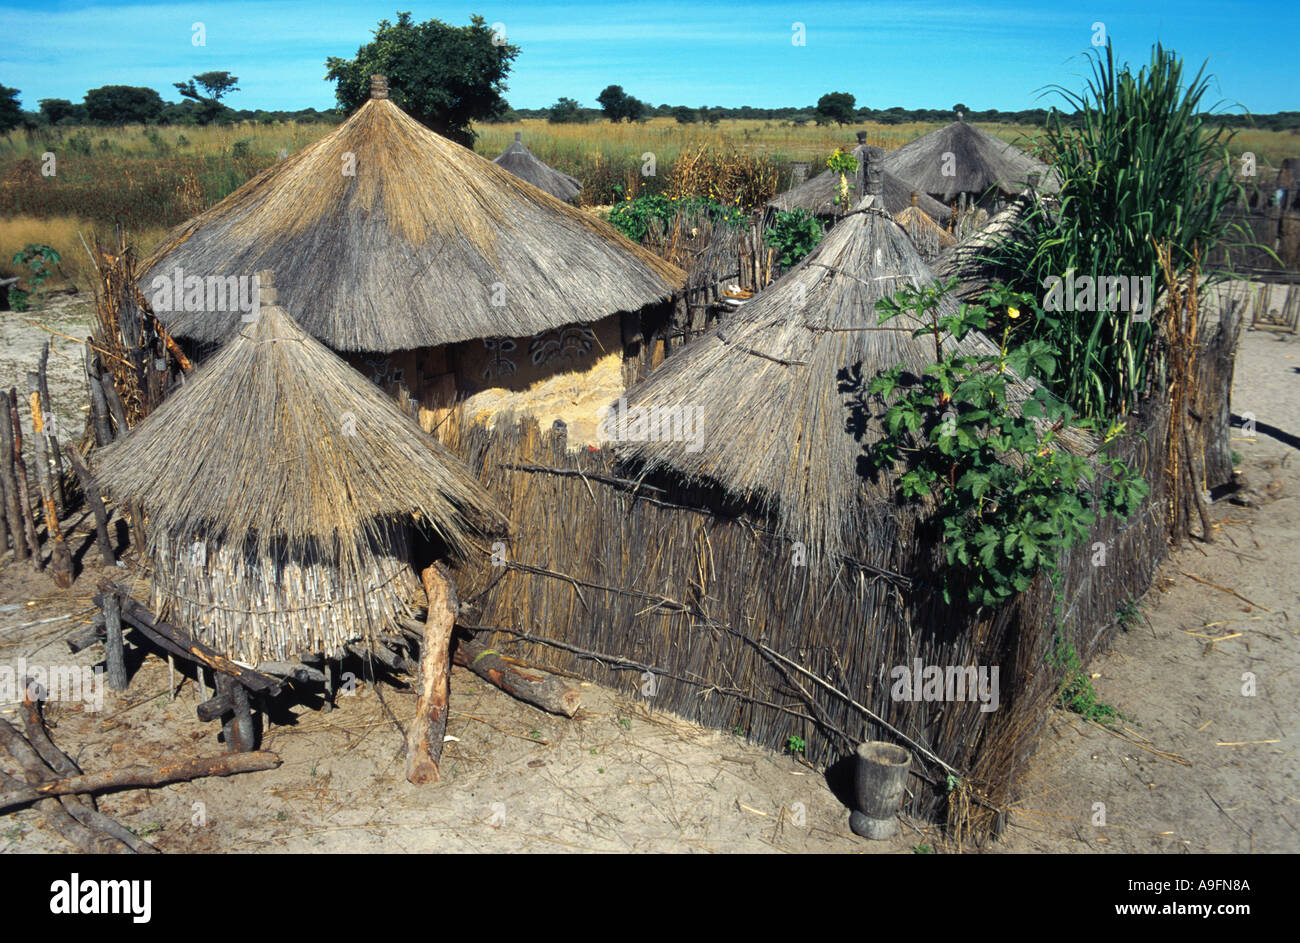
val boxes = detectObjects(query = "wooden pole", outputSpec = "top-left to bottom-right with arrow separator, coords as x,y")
28,372 -> 73,587
0,402 -> 25,560
85,342 -> 114,447
6,389 -> 42,567
66,444 -> 116,567
406,563 -> 458,785
37,341 -> 65,512
102,591 -> 128,691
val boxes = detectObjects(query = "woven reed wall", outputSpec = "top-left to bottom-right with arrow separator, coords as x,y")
448,399 -> 1171,832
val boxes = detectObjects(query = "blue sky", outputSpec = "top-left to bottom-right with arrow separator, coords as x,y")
1,1 -> 1296,113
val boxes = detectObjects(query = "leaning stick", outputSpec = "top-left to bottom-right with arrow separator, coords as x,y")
406,564 -> 458,785
66,444 -> 115,566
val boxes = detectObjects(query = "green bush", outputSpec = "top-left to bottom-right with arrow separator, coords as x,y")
764,208 -> 823,269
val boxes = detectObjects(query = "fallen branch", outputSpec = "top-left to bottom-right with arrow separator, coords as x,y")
453,634 -> 582,717
0,751 -> 281,813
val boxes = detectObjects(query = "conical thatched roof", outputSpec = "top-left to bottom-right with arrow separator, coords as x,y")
494,132 -> 583,202
933,189 -> 1058,299
615,188 -> 1085,565
883,119 -> 1059,203
95,284 -> 505,559
769,145 -> 953,223
894,197 -> 957,262
143,78 -> 681,352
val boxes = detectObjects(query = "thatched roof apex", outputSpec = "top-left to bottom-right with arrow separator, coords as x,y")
769,145 -> 953,223
616,195 -> 1085,564
143,97 -> 681,352
883,121 -> 1059,202
493,132 -> 583,202
95,283 -> 505,557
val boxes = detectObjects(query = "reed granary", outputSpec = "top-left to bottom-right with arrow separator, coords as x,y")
493,131 -> 583,202
140,75 -> 683,446
883,113 -> 1059,210
92,272 -> 504,672
451,150 -> 1167,835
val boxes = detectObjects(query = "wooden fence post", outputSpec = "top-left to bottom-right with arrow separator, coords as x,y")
28,372 -> 72,587
6,389 -> 41,567
102,592 -> 128,691
0,394 -> 24,562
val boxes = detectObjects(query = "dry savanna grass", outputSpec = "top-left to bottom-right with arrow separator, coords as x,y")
0,214 -> 169,288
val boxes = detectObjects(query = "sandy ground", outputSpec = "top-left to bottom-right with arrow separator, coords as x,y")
0,289 -> 1296,854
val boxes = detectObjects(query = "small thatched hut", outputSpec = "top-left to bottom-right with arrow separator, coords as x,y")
932,189 -> 1058,299
769,134 -> 953,224
493,131 -> 583,202
883,115 -> 1058,208
94,274 -> 504,666
894,192 -> 957,262
142,75 -> 682,444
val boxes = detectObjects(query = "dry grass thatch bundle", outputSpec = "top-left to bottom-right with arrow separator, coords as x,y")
932,190 -> 1058,299
883,119 -> 1059,203
616,192 -> 1087,566
894,194 -> 958,262
94,276 -> 505,662
142,77 -> 681,352
493,132 -> 583,202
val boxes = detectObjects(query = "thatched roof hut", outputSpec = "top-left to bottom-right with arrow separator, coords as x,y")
769,137 -> 953,223
94,273 -> 504,664
615,149 -> 1084,565
493,131 -> 583,202
883,116 -> 1059,205
932,189 -> 1058,299
143,75 -> 680,352
894,192 -> 957,262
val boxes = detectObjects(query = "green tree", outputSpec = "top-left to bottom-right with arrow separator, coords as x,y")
38,98 -> 86,125
174,71 -> 240,125
548,96 -> 583,123
0,86 -> 24,132
815,91 -> 856,126
671,105 -> 697,124
325,12 -> 519,147
597,85 -> 630,121
83,85 -> 164,124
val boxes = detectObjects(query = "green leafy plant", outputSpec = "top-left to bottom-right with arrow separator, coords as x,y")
13,244 -> 61,289
826,146 -> 858,206
865,279 -> 1149,607
785,734 -> 806,755
912,842 -> 932,854
764,208 -> 823,269
607,193 -> 745,243
1049,635 -> 1123,726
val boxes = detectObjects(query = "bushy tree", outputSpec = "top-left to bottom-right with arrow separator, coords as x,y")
38,98 -> 86,125
0,86 -> 25,132
325,12 -> 520,147
672,105 -> 697,124
83,85 -> 164,124
596,85 -> 645,122
548,96 -> 584,123
815,91 -> 856,126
